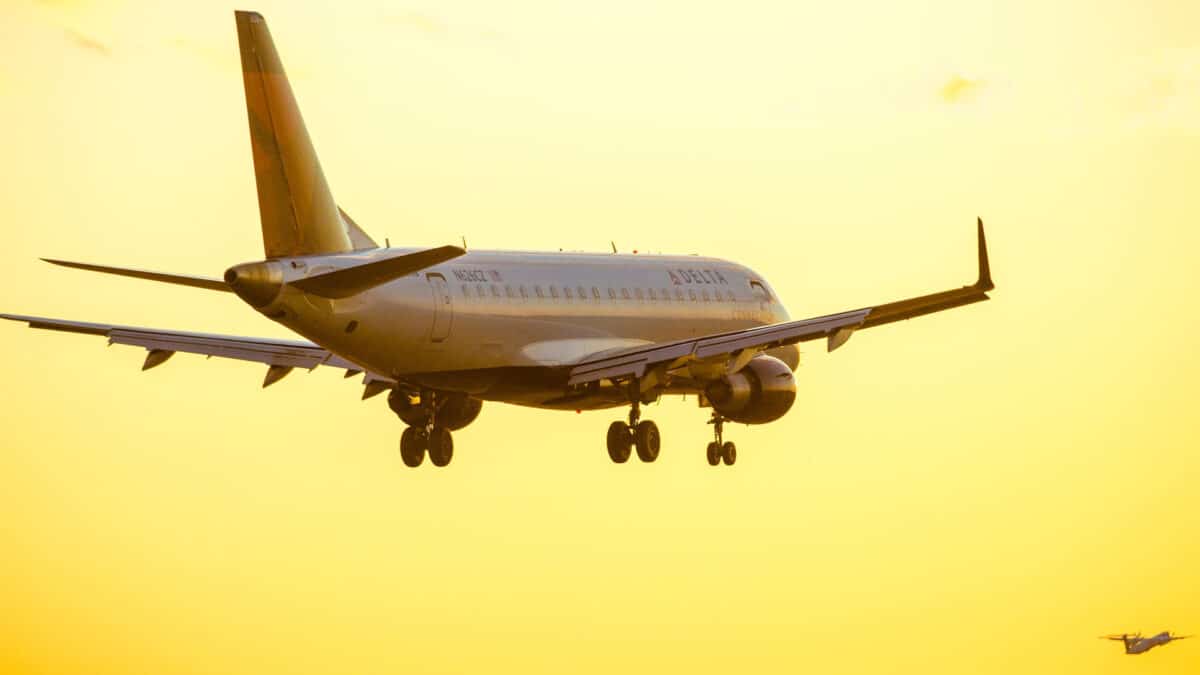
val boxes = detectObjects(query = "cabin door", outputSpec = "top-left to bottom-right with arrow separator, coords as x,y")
426,273 -> 453,342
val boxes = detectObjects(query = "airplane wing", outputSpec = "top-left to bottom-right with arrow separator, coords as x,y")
0,313 -> 395,394
567,219 -> 994,387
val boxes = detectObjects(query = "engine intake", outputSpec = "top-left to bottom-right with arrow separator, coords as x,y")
704,355 -> 796,424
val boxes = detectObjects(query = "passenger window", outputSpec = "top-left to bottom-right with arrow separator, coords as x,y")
476,285 -> 486,298
702,289 -> 710,302
578,285 -> 587,300
520,285 -> 528,299
461,284 -> 470,298
688,289 -> 697,302
593,287 -> 601,300
648,289 -> 656,301
564,286 -> 573,300
727,290 -> 736,302
608,288 -> 616,300
536,286 -> 545,299
505,285 -> 514,298
634,288 -> 644,301
490,284 -> 500,297
675,288 -> 685,301
621,288 -> 631,300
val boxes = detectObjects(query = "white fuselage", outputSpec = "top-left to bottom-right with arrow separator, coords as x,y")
251,249 -> 795,408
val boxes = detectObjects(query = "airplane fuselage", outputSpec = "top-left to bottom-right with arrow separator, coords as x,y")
1127,632 -> 1174,654
250,249 -> 798,409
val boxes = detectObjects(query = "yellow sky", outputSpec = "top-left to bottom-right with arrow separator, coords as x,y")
1,1 -> 1197,673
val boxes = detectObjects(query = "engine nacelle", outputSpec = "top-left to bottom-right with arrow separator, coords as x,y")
704,354 -> 796,424
438,394 -> 483,430
387,390 -> 482,430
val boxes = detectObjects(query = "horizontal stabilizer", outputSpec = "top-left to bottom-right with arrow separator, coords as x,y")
290,245 -> 466,298
43,258 -> 230,292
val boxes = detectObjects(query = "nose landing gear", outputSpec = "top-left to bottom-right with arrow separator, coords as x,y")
706,413 -> 736,466
606,398 -> 661,464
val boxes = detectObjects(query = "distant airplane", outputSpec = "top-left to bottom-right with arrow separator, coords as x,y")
0,11 -> 996,468
1101,632 -> 1191,655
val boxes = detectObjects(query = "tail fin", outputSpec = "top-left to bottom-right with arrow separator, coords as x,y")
236,10 -> 351,258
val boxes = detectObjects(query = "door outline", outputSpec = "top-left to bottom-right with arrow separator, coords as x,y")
426,273 -> 453,342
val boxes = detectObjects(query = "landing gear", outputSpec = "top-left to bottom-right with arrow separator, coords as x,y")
428,426 -> 454,467
607,398 -> 661,464
634,420 -> 660,462
396,389 -> 455,468
400,426 -> 427,467
706,414 -> 736,466
607,421 -> 632,463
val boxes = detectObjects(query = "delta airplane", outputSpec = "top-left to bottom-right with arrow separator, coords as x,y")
2,11 -> 996,468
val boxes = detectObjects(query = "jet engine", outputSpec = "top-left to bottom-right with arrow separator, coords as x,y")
438,393 -> 483,430
704,355 -> 796,424
388,389 -> 482,430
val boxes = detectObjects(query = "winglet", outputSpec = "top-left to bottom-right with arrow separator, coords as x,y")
976,217 -> 994,292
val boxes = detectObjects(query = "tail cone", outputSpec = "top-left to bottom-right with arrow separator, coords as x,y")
225,261 -> 283,308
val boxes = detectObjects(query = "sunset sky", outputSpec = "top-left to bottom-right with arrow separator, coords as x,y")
1,1 -> 1197,673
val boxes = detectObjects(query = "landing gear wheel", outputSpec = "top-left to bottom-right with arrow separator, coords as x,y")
400,427 -> 427,467
706,441 -> 721,466
721,441 -> 737,466
428,427 -> 454,467
634,420 -> 661,462
606,421 -> 632,463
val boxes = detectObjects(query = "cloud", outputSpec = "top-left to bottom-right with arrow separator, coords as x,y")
63,28 -> 110,56
939,75 -> 983,104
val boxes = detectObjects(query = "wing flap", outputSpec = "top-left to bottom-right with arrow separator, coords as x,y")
1,313 -> 384,384
566,309 -> 869,386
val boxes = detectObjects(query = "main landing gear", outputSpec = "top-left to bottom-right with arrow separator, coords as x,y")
606,399 -> 661,464
395,391 -> 454,468
705,413 -> 736,466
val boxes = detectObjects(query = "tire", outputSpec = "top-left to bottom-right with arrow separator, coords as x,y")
706,441 -> 720,466
428,427 -> 454,467
400,427 -> 427,467
635,420 -> 661,462
606,421 -> 632,463
721,441 -> 737,466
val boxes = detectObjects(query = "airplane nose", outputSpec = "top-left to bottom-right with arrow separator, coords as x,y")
225,261 -> 283,308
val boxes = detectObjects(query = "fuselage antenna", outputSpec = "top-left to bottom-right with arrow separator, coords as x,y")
462,236 -> 468,251
611,241 -> 617,254
385,237 -> 391,248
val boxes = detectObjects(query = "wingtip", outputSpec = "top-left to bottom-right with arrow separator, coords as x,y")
975,217 -> 993,291
234,10 -> 265,22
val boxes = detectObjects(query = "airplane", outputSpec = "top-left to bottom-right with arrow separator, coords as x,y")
1101,632 -> 1191,655
0,11 -> 996,469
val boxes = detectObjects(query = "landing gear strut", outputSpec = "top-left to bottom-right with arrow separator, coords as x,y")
606,396 -> 660,464
706,413 -> 736,466
395,390 -> 454,468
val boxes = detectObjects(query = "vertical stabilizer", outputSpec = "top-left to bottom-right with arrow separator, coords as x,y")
235,10 -> 351,258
